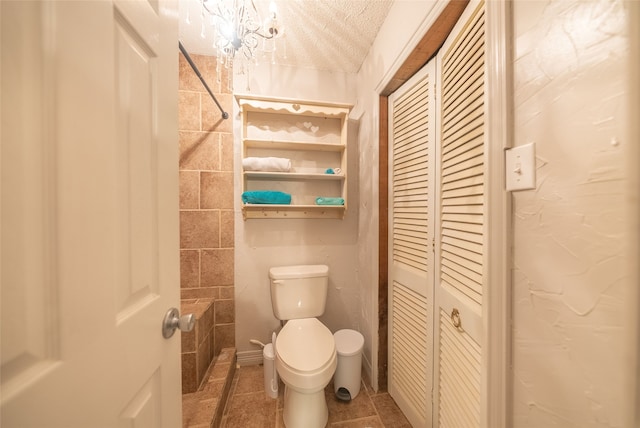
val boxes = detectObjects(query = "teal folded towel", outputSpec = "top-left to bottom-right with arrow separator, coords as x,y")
242,191 -> 292,205
315,197 -> 344,206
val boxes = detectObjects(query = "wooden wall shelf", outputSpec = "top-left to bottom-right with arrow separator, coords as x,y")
237,95 -> 351,220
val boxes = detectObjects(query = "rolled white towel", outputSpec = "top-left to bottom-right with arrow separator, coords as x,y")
242,157 -> 291,172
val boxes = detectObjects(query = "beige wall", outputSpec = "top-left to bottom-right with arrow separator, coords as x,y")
177,52 -> 235,389
511,1 -> 631,425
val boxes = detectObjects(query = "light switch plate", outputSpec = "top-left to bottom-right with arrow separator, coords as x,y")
505,142 -> 536,191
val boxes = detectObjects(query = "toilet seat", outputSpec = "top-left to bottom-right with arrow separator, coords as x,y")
276,318 -> 336,374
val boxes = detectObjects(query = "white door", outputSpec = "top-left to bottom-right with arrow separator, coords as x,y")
433,1 -> 486,426
388,60 -> 437,428
1,0 -> 181,426
387,1 -> 507,426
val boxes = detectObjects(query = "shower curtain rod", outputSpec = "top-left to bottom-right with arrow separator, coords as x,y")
178,41 -> 229,120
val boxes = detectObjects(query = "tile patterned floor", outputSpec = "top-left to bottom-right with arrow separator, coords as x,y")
220,365 -> 411,428
183,348 -> 236,428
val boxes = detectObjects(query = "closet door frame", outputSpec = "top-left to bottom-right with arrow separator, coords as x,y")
482,1 -> 512,427
377,1 -> 512,427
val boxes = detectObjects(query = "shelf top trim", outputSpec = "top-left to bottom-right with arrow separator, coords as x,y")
235,94 -> 352,117
235,94 -> 352,109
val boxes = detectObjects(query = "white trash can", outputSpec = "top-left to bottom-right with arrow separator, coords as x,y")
263,343 -> 278,399
333,329 -> 364,401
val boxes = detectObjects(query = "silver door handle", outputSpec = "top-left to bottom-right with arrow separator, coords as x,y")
162,307 -> 195,339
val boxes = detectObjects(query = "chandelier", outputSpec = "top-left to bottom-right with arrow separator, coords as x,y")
200,0 -> 283,72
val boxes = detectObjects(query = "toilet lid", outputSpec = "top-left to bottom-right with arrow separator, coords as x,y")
276,318 -> 335,372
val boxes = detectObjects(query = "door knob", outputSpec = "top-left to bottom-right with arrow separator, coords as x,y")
450,308 -> 462,329
162,307 -> 195,339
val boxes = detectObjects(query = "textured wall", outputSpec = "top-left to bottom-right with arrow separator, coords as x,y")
512,1 -> 629,426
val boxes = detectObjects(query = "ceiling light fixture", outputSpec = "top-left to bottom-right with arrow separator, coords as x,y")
201,0 -> 283,76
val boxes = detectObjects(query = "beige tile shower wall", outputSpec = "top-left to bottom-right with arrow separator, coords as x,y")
178,52 -> 235,391
512,1 -> 630,426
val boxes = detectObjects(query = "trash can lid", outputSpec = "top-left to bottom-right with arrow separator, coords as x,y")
334,329 -> 364,356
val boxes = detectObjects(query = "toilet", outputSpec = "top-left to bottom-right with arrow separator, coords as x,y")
269,265 -> 336,428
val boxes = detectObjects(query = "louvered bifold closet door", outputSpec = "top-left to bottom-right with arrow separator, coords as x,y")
434,1 -> 485,427
388,61 -> 436,428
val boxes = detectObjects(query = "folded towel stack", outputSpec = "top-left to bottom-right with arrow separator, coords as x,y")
242,191 -> 292,205
315,197 -> 344,206
242,157 -> 291,172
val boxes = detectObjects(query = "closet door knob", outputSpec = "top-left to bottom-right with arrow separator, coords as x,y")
450,308 -> 462,329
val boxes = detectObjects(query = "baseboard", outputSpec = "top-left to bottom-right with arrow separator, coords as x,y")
362,352 -> 374,391
236,349 -> 263,366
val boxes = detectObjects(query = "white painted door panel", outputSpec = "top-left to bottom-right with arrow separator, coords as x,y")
1,0 -> 180,426
388,61 -> 437,428
434,1 -> 486,426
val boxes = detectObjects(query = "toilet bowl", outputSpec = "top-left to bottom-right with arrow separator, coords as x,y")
275,318 -> 336,428
269,265 -> 335,427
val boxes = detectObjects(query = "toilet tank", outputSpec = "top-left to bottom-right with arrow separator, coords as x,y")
269,265 -> 329,320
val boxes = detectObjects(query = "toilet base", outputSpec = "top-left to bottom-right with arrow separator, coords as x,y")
282,385 -> 328,428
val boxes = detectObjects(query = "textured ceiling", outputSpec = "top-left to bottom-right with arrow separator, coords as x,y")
178,0 -> 393,73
